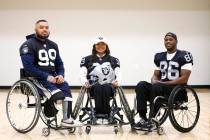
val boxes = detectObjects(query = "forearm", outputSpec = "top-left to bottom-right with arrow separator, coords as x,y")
79,66 -> 88,85
158,77 -> 188,85
21,55 -> 49,80
114,67 -> 122,85
55,55 -> 64,76
151,75 -> 160,84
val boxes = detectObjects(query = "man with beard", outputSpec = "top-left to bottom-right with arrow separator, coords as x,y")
19,19 -> 82,127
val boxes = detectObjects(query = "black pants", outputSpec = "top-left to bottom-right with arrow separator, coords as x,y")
135,81 -> 175,119
90,84 -> 114,115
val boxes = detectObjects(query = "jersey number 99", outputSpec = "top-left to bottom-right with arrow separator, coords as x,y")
38,49 -> 56,66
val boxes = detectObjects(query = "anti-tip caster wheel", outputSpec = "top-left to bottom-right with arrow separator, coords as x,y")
85,126 -> 91,134
157,127 -> 164,135
42,127 -> 50,137
68,127 -> 76,133
114,126 -> 118,134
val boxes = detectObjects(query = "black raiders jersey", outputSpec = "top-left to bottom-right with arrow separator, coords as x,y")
80,55 -> 120,84
20,36 -> 59,72
154,50 -> 193,81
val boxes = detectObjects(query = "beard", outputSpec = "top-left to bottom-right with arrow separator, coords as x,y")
36,32 -> 50,40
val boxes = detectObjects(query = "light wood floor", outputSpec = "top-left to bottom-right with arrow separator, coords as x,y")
0,89 -> 209,140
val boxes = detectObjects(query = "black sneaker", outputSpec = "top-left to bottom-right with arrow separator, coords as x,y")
133,118 -> 148,130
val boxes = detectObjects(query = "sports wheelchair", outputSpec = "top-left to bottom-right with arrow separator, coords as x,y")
71,84 -> 134,134
132,85 -> 200,135
6,69 -> 80,136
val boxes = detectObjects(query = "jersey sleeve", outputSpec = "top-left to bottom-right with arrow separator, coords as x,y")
54,45 -> 64,76
19,41 -> 34,56
154,53 -> 161,68
19,41 -> 49,80
180,51 -> 193,66
20,54 -> 49,80
111,57 -> 120,69
80,56 -> 90,68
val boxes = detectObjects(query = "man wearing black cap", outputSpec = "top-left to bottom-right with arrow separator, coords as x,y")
134,32 -> 193,129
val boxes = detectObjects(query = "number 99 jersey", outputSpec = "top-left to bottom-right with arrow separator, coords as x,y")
19,35 -> 61,72
154,50 -> 193,81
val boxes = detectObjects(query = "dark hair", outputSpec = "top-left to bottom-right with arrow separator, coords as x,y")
36,19 -> 48,24
90,44 -> 111,63
92,44 -> 110,55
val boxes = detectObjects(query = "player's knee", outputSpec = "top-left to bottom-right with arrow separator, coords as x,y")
152,83 -> 164,90
51,91 -> 65,102
135,81 -> 148,93
60,82 -> 71,92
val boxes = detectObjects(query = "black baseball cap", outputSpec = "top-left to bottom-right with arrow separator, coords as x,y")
165,32 -> 177,41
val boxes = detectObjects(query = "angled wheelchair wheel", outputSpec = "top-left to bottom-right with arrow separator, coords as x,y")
168,85 -> 200,132
117,87 -> 134,125
6,79 -> 41,133
152,96 -> 169,126
72,87 -> 86,119
155,105 -> 168,126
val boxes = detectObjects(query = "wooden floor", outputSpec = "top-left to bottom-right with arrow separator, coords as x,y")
0,89 -> 209,140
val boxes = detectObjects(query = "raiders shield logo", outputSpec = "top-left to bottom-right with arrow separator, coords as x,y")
102,67 -> 110,75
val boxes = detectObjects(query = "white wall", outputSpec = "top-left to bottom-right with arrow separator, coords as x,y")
0,0 -> 210,86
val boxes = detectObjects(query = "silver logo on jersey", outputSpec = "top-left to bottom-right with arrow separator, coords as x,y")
89,62 -> 115,85
102,67 -> 110,75
22,47 -> 29,54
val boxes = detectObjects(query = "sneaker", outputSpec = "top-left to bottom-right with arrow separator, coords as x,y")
103,119 -> 109,125
61,118 -> 83,127
133,118 -> 148,130
96,118 -> 103,124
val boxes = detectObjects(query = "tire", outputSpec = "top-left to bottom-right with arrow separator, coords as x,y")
117,87 -> 134,125
72,87 -> 86,119
6,79 -> 41,133
156,106 -> 168,126
168,85 -> 200,132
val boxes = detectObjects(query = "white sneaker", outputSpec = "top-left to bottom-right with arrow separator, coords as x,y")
96,118 -> 103,124
61,118 -> 83,127
103,119 -> 109,125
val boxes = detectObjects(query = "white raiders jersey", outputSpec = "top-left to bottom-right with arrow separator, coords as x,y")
80,55 -> 120,85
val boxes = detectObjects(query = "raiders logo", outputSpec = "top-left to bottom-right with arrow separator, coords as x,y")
102,67 -> 110,75
22,46 -> 29,54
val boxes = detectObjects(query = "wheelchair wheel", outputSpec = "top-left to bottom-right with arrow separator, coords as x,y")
117,87 -> 134,125
72,87 -> 86,119
168,85 -> 200,132
6,79 -> 41,133
155,106 -> 168,126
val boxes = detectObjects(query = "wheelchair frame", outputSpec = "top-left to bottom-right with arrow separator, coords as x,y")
72,85 -> 134,134
6,78 -> 80,137
132,85 -> 200,135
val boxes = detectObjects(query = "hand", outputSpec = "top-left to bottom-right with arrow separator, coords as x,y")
112,81 -> 119,88
47,75 -> 57,84
55,75 -> 65,84
84,81 -> 90,88
152,79 -> 164,85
